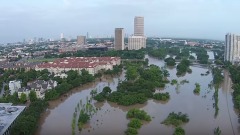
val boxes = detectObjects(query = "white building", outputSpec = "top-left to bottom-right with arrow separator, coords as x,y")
9,80 -> 21,95
128,36 -> 146,50
224,33 -> 240,63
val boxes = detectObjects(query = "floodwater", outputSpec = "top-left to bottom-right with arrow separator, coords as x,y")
36,55 -> 240,135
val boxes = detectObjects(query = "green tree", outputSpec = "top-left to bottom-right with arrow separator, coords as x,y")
20,93 -> 27,103
173,127 -> 185,135
102,86 -> 112,94
126,66 -> 138,81
125,127 -> 138,135
29,90 -> 37,102
164,57 -> 176,66
128,118 -> 142,129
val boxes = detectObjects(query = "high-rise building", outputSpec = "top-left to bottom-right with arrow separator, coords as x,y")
86,32 -> 89,39
128,16 -> 146,50
134,16 -> 144,36
77,36 -> 86,45
114,28 -> 124,50
224,33 -> 240,63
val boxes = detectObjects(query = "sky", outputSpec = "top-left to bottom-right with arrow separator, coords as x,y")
0,0 -> 240,43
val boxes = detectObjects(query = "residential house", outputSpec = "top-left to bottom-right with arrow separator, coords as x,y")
9,80 -> 21,95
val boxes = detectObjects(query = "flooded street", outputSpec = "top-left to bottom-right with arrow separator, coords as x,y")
36,55 -> 240,135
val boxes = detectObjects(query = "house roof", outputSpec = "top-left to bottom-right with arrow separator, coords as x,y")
36,57 -> 120,69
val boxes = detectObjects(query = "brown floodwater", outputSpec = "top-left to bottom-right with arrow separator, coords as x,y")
36,55 -> 240,135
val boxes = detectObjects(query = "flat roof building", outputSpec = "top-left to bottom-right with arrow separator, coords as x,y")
128,36 -> 146,50
0,103 -> 25,135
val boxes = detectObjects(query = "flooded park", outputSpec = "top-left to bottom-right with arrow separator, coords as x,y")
36,54 -> 240,135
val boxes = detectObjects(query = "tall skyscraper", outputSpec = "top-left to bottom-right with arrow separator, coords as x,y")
134,16 -> 144,36
128,16 -> 146,50
114,28 -> 124,50
77,36 -> 86,45
224,33 -> 240,63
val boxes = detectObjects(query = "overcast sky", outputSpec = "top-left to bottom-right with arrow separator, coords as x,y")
1,0 -> 240,43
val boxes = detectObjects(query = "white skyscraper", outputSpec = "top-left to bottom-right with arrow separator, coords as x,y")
128,16 -> 146,50
114,28 -> 124,50
224,33 -> 240,63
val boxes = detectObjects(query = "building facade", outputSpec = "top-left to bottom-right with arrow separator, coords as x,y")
35,57 -> 121,75
77,36 -> 86,45
128,36 -> 146,50
224,33 -> 240,63
9,80 -> 21,95
134,16 -> 144,36
114,28 -> 124,50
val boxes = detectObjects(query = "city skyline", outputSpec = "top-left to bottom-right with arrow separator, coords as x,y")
1,0 -> 240,43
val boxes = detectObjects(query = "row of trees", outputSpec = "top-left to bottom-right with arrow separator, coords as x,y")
153,92 -> 170,101
11,100 -> 48,135
45,50 -> 145,60
229,65 -> 240,110
161,112 -> 189,127
212,67 -> 224,86
45,69 -> 94,100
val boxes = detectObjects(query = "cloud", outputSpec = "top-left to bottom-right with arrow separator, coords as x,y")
0,0 -> 240,43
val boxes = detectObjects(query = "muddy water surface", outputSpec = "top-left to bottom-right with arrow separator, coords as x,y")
36,55 -> 240,135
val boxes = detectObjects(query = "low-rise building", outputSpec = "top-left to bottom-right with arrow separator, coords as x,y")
18,80 -> 57,99
35,57 -> 121,75
0,103 -> 25,135
9,80 -> 21,95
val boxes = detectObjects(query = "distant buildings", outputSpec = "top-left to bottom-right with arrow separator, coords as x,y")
35,57 -> 121,75
58,45 -> 82,53
114,28 -> 124,50
9,80 -> 21,95
128,16 -> 146,50
224,33 -> 240,63
77,36 -> 86,45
